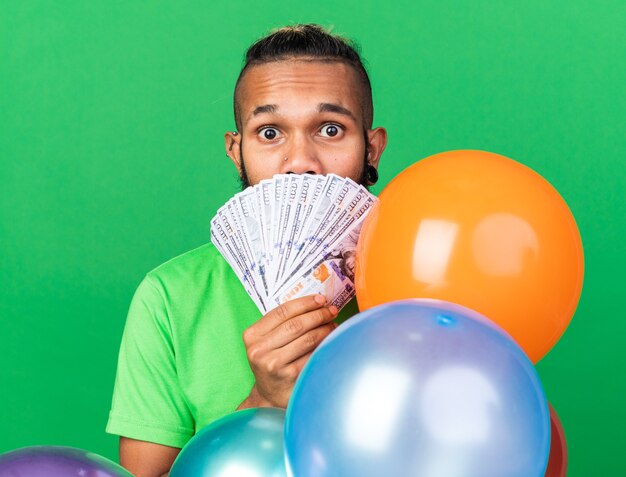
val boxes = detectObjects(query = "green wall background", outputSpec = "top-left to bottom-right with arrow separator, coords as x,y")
1,1 -> 624,474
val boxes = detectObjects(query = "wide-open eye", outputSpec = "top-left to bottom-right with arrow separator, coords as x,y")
258,127 -> 280,141
320,124 -> 343,138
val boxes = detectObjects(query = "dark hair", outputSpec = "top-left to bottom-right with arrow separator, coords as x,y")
233,24 -> 373,129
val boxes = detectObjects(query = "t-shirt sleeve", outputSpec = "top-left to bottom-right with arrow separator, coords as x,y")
106,275 -> 194,448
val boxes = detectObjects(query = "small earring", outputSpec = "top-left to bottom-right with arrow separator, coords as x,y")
284,157 -> 289,162
366,165 -> 379,185
232,131 -> 238,135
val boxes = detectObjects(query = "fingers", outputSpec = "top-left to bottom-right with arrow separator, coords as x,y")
249,321 -> 336,385
280,351 -> 314,386
266,305 -> 338,349
279,322 -> 337,365
244,305 -> 337,367
249,294 -> 330,336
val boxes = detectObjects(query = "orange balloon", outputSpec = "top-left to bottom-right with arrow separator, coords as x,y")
356,150 -> 584,362
545,403 -> 568,477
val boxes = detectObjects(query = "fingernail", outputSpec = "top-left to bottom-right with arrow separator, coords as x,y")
329,305 -> 338,315
314,295 -> 326,305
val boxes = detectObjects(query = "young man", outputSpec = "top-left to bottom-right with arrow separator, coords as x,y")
106,24 -> 387,477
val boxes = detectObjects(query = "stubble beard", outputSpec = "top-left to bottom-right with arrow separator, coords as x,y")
237,134 -> 371,191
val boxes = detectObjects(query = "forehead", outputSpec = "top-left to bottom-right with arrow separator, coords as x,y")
238,60 -> 364,124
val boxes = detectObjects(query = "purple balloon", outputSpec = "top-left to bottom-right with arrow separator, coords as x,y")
0,446 -> 132,477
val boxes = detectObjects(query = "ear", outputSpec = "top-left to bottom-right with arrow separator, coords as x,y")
224,131 -> 242,173
365,127 -> 388,168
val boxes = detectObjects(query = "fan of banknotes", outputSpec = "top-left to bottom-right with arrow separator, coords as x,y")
210,174 -> 378,314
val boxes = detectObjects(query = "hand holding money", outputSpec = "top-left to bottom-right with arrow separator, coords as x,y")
237,294 -> 338,409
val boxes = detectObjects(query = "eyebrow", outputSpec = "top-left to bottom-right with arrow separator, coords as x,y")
318,102 -> 356,120
247,102 -> 357,121
251,104 -> 278,118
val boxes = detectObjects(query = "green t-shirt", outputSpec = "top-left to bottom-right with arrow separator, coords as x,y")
106,242 -> 358,448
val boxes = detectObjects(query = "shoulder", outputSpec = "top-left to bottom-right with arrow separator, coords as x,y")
144,242 -> 227,288
138,242 -> 250,314
151,242 -> 223,273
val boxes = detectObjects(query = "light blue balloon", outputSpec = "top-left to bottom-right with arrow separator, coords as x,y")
170,408 -> 288,477
285,299 -> 550,477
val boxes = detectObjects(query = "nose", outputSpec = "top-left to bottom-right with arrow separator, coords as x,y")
282,133 -> 323,175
